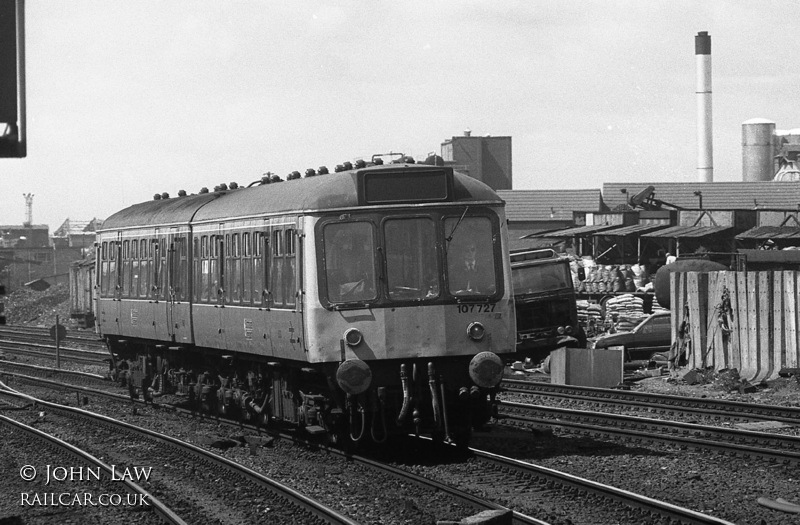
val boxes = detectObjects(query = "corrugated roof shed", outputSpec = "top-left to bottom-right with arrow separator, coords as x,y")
736,226 -> 800,240
498,189 -> 603,221
603,182 -> 800,210
642,225 -> 733,238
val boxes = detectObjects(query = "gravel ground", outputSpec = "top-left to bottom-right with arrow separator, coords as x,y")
1,386 -> 482,525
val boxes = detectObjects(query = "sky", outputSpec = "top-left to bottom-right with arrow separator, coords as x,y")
1,1 -> 799,230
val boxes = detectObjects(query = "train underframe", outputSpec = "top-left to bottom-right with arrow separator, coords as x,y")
104,337 -> 498,447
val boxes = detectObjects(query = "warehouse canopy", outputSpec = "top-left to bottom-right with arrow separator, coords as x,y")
531,224 -> 619,238
592,223 -> 669,237
641,225 -> 733,238
736,226 -> 800,240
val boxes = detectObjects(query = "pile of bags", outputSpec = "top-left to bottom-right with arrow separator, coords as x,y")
577,299 -> 603,333
603,293 -> 649,331
572,257 -> 651,294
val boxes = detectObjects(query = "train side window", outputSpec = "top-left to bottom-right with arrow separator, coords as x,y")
100,241 -> 110,297
253,231 -> 264,306
271,229 -> 284,305
229,233 -> 241,303
159,238 -> 167,299
108,242 -> 118,297
286,228 -> 295,255
131,239 -> 139,298
284,228 -> 296,307
240,232 -> 251,304
199,235 -> 210,302
192,237 -> 200,302
121,240 -> 130,297
139,238 -> 147,298
210,235 -> 220,301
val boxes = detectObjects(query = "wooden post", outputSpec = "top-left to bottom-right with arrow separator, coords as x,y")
787,271 -> 799,370
55,314 -> 60,369
727,271 -> 741,372
757,272 -> 773,382
743,272 -> 759,381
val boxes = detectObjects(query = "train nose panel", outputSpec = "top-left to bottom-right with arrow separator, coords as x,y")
469,351 -> 504,388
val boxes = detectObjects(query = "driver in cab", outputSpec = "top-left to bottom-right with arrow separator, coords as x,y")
451,241 -> 495,295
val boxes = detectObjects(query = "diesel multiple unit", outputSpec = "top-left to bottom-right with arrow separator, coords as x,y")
95,160 -> 516,445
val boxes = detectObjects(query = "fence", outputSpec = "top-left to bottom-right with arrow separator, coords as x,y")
670,271 -> 800,382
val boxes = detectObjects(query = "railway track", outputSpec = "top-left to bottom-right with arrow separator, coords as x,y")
0,387 -> 360,525
2,361 -> 791,523
496,397 -> 800,465
0,407 -> 185,525
502,378 -> 800,424
461,444 -> 735,525
0,370 -> 539,523
0,325 -> 105,348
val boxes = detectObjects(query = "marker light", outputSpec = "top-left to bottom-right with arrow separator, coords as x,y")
467,322 -> 485,341
344,328 -> 363,347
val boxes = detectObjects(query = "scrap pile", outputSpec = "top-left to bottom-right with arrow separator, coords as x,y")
4,283 -> 72,327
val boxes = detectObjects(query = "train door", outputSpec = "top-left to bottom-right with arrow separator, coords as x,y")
189,225 -> 224,350
97,235 -> 122,336
168,229 -> 192,343
264,217 -> 304,360
155,227 -> 183,343
142,229 -> 163,342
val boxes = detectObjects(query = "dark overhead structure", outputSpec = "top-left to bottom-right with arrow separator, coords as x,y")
0,0 -> 24,158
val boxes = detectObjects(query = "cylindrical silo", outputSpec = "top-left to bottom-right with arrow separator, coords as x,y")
742,118 -> 775,181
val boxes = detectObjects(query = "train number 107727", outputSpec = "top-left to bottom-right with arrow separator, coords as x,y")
457,303 -> 496,314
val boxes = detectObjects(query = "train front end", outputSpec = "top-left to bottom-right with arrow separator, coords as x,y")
304,163 -> 515,444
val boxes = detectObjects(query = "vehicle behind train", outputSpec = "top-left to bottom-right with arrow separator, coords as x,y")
69,255 -> 95,328
510,248 -> 585,362
94,158 -> 516,445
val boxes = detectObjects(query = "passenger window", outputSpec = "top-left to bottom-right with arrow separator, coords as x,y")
286,229 -> 295,255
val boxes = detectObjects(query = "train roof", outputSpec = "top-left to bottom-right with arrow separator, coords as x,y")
100,192 -> 223,231
100,164 -> 503,231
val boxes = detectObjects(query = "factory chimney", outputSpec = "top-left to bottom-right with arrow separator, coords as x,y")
22,192 -> 33,227
696,31 -> 713,182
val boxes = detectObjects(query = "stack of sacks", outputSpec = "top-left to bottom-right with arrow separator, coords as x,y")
604,293 -> 649,331
577,299 -> 603,333
650,302 -> 670,315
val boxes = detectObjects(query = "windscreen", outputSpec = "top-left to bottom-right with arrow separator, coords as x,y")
323,222 -> 377,303
511,262 -> 571,295
384,217 -> 440,300
445,216 -> 497,296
